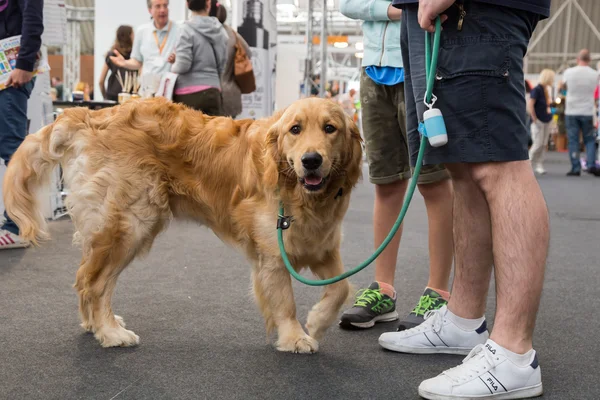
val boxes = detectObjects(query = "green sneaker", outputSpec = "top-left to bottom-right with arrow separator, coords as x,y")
397,288 -> 448,331
339,282 -> 398,329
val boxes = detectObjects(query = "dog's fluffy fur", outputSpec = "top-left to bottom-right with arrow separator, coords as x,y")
3,97 -> 362,352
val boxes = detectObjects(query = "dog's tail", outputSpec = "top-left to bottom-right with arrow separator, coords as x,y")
3,114 -> 79,245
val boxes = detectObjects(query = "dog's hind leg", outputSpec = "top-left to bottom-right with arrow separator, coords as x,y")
73,209 -> 161,348
75,255 -> 94,332
253,256 -> 318,353
305,250 -> 350,341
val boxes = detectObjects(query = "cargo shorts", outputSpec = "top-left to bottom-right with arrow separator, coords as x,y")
360,69 -> 449,185
401,2 -> 541,165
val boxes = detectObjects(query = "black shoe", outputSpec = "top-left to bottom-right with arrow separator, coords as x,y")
339,282 -> 398,329
566,171 -> 581,176
396,288 -> 448,332
588,166 -> 599,175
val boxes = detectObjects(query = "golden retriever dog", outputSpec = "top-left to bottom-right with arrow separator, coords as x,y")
3,97 -> 362,353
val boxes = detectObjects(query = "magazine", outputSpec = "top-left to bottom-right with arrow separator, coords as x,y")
0,35 -> 50,91
155,72 -> 178,100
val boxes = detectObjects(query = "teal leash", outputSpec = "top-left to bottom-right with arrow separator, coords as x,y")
277,17 -> 442,286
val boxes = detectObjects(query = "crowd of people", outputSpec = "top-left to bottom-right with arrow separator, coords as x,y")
49,0 -> 252,118
106,0 -> 251,118
525,49 -> 600,177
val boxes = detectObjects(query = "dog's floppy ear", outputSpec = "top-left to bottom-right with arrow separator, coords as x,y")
342,116 -> 363,190
262,122 -> 282,190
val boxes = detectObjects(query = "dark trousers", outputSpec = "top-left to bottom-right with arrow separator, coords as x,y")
1,81 -> 35,235
173,88 -> 223,116
566,115 -> 597,172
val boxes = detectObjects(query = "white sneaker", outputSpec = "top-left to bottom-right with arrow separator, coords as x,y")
378,306 -> 488,355
418,339 -> 543,399
534,166 -> 546,175
0,229 -> 30,250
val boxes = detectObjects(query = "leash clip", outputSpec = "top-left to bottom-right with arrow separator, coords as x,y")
277,214 -> 294,230
423,93 -> 438,110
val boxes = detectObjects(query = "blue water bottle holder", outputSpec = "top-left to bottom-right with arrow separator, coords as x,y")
419,93 -> 448,148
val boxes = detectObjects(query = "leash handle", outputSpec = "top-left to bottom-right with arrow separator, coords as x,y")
425,17 -> 442,106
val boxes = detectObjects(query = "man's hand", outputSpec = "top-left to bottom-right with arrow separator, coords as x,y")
418,0 -> 454,32
6,68 -> 34,88
387,5 -> 402,21
167,52 -> 176,64
109,50 -> 126,67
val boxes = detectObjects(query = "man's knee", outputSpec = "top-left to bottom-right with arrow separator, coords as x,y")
470,161 -> 531,192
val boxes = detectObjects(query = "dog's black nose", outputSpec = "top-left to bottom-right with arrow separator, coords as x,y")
301,152 -> 323,170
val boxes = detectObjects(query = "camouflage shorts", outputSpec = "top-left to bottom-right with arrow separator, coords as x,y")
360,69 -> 449,185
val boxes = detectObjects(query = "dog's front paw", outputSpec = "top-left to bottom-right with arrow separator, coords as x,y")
276,334 -> 319,354
80,321 -> 94,333
306,308 -> 334,341
95,325 -> 140,348
114,315 -> 126,328
305,322 -> 327,342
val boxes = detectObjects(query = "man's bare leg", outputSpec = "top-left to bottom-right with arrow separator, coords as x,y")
444,163 -> 494,319
472,160 -> 549,353
418,179 -> 454,292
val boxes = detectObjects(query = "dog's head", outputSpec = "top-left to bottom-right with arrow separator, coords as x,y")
263,98 -> 363,195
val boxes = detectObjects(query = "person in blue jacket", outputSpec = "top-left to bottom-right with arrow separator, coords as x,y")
338,0 -> 454,333
378,1 -> 551,399
0,0 -> 44,249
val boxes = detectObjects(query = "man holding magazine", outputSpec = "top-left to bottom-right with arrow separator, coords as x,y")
0,0 -> 44,249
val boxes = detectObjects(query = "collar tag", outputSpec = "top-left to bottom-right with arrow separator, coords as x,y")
277,215 -> 293,230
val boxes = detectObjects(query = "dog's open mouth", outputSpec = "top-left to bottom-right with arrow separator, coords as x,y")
300,173 -> 327,191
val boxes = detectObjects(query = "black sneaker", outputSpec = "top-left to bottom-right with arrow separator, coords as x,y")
566,170 -> 581,176
339,282 -> 398,329
396,288 -> 448,331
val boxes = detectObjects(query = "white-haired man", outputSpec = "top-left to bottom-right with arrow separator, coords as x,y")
110,0 -> 181,81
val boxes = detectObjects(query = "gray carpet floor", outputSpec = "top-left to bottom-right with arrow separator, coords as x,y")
1,152 -> 599,399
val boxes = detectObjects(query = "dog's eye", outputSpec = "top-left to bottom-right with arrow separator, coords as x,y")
324,125 -> 336,134
290,125 -> 301,135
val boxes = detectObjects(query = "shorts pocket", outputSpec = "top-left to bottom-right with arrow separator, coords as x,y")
435,38 -> 511,81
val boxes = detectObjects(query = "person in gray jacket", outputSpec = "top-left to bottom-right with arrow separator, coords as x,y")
210,1 -> 252,118
171,0 -> 228,115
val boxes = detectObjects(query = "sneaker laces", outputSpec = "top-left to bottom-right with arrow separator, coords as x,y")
407,306 -> 446,334
411,294 -> 443,316
353,288 -> 383,307
442,344 -> 500,384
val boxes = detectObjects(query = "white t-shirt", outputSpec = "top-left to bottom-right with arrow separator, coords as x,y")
131,20 -> 182,76
563,65 -> 599,116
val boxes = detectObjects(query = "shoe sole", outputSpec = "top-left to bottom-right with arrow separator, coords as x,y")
378,339 -> 472,355
0,244 -> 30,250
339,311 -> 399,329
418,383 -> 543,400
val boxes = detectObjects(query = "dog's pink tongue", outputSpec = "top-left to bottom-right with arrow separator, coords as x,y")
304,176 -> 323,185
